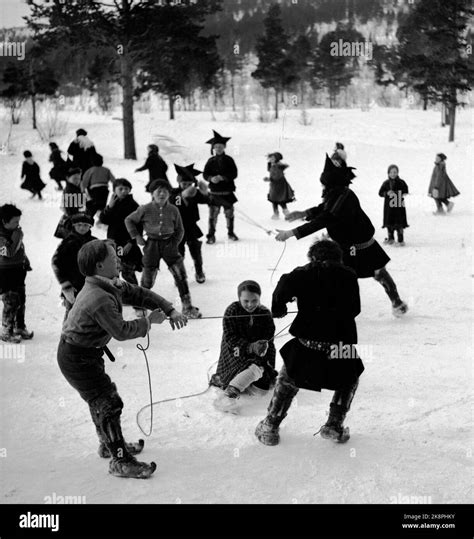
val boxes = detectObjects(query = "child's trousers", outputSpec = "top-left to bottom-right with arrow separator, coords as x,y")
2,287 -> 26,332
228,363 -> 264,392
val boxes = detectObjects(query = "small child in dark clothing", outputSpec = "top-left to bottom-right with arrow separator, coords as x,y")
0,204 -> 33,343
21,150 -> 46,199
52,213 -> 97,319
54,168 -> 87,239
263,152 -> 295,220
100,178 -> 143,288
211,280 -> 277,414
135,144 -> 169,192
49,142 -> 68,191
378,164 -> 409,246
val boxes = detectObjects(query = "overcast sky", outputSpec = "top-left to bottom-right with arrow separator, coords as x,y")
0,0 -> 30,29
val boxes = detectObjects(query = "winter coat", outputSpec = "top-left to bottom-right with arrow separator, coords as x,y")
294,186 -> 390,278
428,162 -> 460,200
214,301 -> 276,389
0,223 -> 31,292
61,276 -> 175,349
21,161 -> 45,193
81,166 -> 115,193
266,162 -> 295,204
99,195 -> 143,270
272,260 -> 364,392
137,154 -> 169,189
170,187 -> 209,240
378,177 -> 409,229
49,149 -> 68,182
51,230 -> 97,293
203,154 -> 238,206
67,139 -> 97,174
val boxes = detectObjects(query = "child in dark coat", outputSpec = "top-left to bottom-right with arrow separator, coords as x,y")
135,144 -> 169,192
211,280 -> 277,414
125,180 -> 201,318
99,179 -> 142,289
0,204 -> 33,343
67,128 -> 97,175
276,154 -> 408,317
52,213 -> 97,318
428,153 -> 460,214
203,130 -> 239,244
263,152 -> 295,220
170,164 -> 209,284
21,150 -> 46,199
49,142 -> 68,191
255,239 -> 363,446
378,164 -> 409,246
54,168 -> 86,239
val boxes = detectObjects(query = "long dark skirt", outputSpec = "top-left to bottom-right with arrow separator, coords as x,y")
342,240 -> 391,279
280,338 -> 364,392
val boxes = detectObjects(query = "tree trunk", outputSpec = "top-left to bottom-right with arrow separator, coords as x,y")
448,103 -> 455,142
169,94 -> 175,120
422,96 -> 428,111
31,93 -> 37,129
275,88 -> 279,119
231,72 -> 236,112
120,52 -> 136,159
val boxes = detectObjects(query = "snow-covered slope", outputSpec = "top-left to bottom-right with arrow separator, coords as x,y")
0,106 -> 472,504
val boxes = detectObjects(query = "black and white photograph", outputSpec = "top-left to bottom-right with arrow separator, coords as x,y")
0,0 -> 472,536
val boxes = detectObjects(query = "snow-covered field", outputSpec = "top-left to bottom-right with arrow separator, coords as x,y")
0,105 -> 472,504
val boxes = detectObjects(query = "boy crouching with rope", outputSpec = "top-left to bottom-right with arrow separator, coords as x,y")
57,239 -> 187,479
211,280 -> 278,414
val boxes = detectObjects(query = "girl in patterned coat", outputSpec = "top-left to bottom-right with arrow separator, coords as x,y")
211,280 -> 277,414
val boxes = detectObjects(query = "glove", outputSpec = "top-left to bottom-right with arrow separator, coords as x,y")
248,340 -> 269,357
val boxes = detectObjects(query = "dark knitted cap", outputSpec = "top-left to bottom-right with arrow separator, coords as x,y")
76,128 -> 87,136
71,213 -> 94,226
237,280 -> 261,297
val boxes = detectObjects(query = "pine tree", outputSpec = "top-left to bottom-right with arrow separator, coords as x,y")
252,4 -> 296,119
397,0 -> 474,141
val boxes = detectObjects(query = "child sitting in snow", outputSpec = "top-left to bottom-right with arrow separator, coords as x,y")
0,204 -> 33,343
211,280 -> 277,414
263,152 -> 295,220
378,164 -> 409,246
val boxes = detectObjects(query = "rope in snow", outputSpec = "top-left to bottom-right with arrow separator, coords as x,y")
235,207 -> 275,236
135,317 -> 295,437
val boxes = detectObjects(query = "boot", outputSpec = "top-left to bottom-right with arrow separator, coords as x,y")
213,386 -> 241,414
226,215 -> 239,241
99,439 -> 145,458
13,328 -> 34,340
282,208 -> 290,218
383,229 -> 395,244
447,201 -> 454,213
396,229 -> 405,247
271,211 -> 280,220
181,294 -> 202,319
255,416 -> 283,446
320,403 -> 350,443
188,241 -> 205,283
206,235 -> 216,245
1,328 -> 21,343
195,270 -> 206,283
109,456 -> 157,479
392,299 -> 408,317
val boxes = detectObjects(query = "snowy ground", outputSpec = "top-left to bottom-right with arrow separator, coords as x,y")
0,105 -> 472,504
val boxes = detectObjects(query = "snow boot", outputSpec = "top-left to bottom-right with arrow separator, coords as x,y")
181,294 -> 202,319
255,416 -> 282,446
392,299 -> 408,317
213,385 -> 240,414
206,235 -> 216,245
1,328 -> 21,344
228,232 -> 239,241
319,403 -> 351,443
271,212 -> 280,220
14,327 -> 34,340
447,201 -> 454,213
195,270 -> 206,284
99,439 -> 145,459
109,456 -> 156,479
